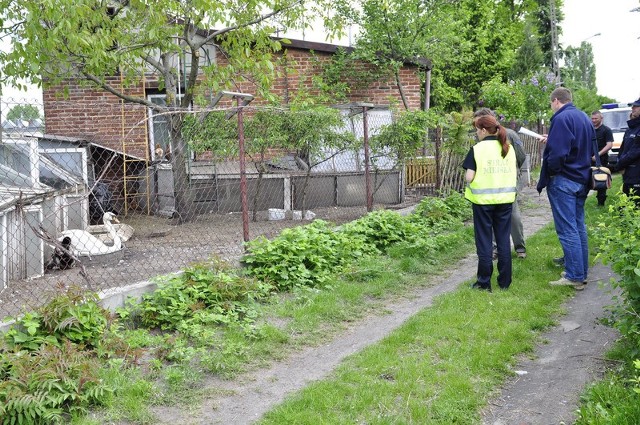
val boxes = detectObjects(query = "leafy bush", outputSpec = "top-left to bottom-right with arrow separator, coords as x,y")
0,340 -> 111,424
129,260 -> 273,331
593,194 -> 640,355
575,368 -> 640,424
341,210 -> 420,252
411,190 -> 471,228
4,288 -> 109,351
243,220 -> 373,290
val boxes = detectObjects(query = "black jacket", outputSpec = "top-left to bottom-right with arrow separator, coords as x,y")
616,115 -> 640,186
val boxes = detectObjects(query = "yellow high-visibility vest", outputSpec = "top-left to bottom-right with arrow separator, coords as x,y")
465,139 -> 517,205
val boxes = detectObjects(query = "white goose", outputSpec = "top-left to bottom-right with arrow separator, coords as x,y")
60,212 -> 123,257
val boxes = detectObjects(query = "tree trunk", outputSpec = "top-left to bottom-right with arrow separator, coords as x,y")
169,114 -> 195,223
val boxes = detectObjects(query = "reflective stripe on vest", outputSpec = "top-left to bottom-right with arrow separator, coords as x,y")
465,139 -> 517,205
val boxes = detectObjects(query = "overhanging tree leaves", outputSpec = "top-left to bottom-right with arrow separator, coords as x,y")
0,0 -> 347,221
5,104 -> 41,122
351,0 -> 460,111
350,0 -> 541,112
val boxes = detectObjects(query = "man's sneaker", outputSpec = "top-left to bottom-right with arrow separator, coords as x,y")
549,277 -> 583,287
552,257 -> 565,267
561,271 -> 587,284
516,251 -> 527,259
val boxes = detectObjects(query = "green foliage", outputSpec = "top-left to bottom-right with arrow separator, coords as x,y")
426,0 -> 538,111
296,48 -> 385,105
182,112 -> 238,156
576,369 -> 640,424
562,42 -> 597,91
441,110 -> 475,156
5,104 -> 41,122
128,260 -> 273,331
243,220 -> 374,290
478,77 -> 525,120
0,340 -> 111,424
282,107 -> 357,168
411,190 -> 472,227
593,194 -> 640,355
480,70 -> 557,125
341,210 -> 420,252
570,87 -> 606,116
508,21 -> 545,82
369,110 -> 440,167
351,0 -> 461,110
4,288 -> 109,351
0,0 -> 346,96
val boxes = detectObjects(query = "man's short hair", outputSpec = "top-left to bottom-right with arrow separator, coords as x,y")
473,107 -> 496,119
591,110 -> 602,116
550,87 -> 572,104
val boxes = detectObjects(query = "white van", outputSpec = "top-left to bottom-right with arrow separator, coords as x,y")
600,103 -> 631,166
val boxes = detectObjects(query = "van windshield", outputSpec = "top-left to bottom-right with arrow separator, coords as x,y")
601,110 -> 630,132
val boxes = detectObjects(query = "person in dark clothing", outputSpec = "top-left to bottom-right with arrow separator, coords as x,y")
615,98 -> 640,207
537,88 -> 595,290
463,114 -> 517,291
473,108 -> 528,259
590,110 -> 613,206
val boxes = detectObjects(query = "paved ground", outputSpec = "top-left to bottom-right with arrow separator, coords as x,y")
147,186 -> 620,425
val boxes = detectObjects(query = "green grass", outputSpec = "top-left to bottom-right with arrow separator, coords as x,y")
257,183 -> 620,424
85,179 -> 624,424
259,225 -> 571,424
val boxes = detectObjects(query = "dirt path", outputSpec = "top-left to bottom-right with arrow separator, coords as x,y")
152,187 -> 619,425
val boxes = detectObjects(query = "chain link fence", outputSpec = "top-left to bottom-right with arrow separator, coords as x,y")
0,97 -> 543,320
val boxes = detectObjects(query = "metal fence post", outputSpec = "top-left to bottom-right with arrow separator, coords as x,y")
360,103 -> 374,212
237,100 -> 249,243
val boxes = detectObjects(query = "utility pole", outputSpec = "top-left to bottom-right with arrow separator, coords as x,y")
550,0 -> 560,85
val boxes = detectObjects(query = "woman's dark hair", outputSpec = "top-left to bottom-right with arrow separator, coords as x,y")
473,114 -> 509,158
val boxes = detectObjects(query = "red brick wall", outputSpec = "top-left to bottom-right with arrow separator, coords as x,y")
43,77 -> 149,159
43,47 -> 424,156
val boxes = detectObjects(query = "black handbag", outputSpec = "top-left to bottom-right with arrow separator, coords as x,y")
590,137 -> 612,190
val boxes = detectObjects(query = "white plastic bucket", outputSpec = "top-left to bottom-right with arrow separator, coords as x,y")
268,208 -> 286,220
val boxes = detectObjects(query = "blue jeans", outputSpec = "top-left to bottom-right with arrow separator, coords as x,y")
546,175 -> 589,281
472,203 -> 513,289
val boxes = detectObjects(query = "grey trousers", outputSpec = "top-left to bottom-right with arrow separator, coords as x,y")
510,196 -> 525,253
493,177 -> 526,253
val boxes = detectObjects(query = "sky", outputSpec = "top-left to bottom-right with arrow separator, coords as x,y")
561,0 -> 640,103
2,1 -> 640,105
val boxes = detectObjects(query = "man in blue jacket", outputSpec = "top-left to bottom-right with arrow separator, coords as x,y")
615,97 -> 640,206
537,87 -> 595,290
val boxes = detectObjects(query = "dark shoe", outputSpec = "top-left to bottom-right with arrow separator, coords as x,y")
552,257 -> 565,267
572,282 -> 587,291
561,271 -> 587,284
471,282 -> 492,292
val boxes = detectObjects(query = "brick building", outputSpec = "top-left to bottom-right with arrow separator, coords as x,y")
41,38 -> 430,216
42,38 -> 428,161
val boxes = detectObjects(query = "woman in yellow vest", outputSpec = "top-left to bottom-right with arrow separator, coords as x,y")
462,114 -> 518,291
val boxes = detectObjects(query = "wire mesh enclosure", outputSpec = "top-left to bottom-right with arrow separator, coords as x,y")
0,97 -> 543,320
